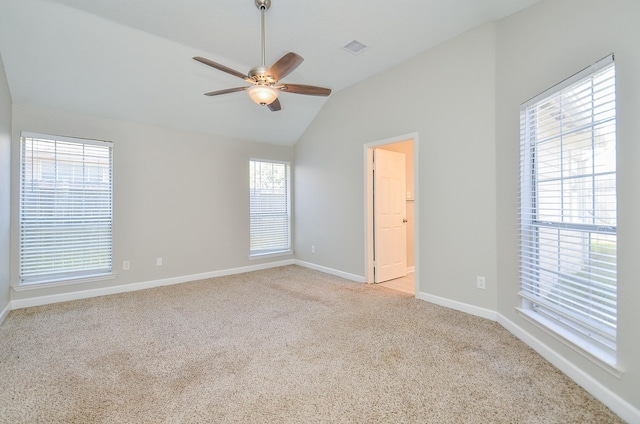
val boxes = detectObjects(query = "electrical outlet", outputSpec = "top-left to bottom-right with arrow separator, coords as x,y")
123,260 -> 130,271
311,245 -> 316,254
156,257 -> 163,266
477,276 -> 486,289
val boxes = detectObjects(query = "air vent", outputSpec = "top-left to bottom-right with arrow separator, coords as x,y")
343,40 -> 368,55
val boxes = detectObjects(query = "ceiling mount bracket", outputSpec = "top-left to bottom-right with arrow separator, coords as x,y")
255,0 -> 271,10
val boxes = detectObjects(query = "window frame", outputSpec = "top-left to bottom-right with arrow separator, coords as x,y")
518,55 -> 618,367
248,158 -> 292,258
18,132 -> 114,287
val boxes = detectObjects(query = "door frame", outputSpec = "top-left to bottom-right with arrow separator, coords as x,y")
364,132 -> 419,294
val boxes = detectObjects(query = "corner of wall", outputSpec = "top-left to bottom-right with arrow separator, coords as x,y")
0,50 -> 13,324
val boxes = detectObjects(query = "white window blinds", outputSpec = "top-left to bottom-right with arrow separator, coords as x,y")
20,133 -> 113,285
519,55 -> 617,361
249,160 -> 291,256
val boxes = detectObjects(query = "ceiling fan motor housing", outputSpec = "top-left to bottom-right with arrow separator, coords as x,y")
248,66 -> 276,84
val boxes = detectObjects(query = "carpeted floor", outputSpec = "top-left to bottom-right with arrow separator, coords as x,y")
0,265 -> 624,423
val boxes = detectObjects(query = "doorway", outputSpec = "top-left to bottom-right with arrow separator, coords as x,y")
364,133 -> 418,295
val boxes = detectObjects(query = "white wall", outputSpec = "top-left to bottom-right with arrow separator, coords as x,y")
295,23 -> 498,310
0,52 -> 11,320
495,0 -> 640,418
9,105 -> 293,301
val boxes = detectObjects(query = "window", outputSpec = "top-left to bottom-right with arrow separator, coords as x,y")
519,55 -> 617,363
249,159 -> 291,256
20,132 -> 113,285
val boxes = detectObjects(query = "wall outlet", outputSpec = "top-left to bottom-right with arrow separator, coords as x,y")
156,257 -> 163,266
311,245 -> 316,254
123,260 -> 130,271
476,276 -> 486,289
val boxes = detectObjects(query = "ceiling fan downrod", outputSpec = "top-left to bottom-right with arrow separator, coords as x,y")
256,0 -> 271,67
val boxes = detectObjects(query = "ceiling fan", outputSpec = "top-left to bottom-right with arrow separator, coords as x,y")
194,0 -> 331,112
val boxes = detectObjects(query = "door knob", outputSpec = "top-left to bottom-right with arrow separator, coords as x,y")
403,219 -> 408,223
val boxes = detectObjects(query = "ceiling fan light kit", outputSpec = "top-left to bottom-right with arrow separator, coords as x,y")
248,85 -> 278,105
194,0 -> 331,111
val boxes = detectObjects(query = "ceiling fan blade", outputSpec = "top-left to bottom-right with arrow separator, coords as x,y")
280,84 -> 331,97
267,98 -> 282,111
204,87 -> 249,96
267,52 -> 304,82
194,56 -> 248,80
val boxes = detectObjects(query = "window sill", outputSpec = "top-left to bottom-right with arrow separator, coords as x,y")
517,307 -> 623,379
248,250 -> 293,260
15,273 -> 116,291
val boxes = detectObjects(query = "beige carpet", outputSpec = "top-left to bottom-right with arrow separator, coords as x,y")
0,265 -> 623,423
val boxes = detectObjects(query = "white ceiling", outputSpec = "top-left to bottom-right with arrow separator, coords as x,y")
0,0 -> 539,146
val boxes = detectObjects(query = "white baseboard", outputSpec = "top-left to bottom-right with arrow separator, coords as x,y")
294,260 -> 365,283
416,291 -> 497,321
10,259 -> 295,310
0,301 -> 10,326
497,313 -> 640,424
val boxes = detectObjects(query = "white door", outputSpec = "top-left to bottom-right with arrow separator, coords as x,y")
374,149 -> 407,283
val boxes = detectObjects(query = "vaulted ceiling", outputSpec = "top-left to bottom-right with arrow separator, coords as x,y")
0,0 -> 539,146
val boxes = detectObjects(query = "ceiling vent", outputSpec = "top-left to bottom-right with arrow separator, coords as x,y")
343,40 -> 369,55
